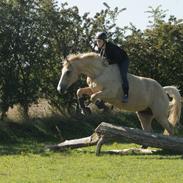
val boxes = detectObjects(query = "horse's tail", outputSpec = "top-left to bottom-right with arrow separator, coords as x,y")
163,86 -> 182,127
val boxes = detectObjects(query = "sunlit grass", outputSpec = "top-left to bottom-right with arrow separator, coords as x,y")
0,141 -> 183,183
0,112 -> 183,183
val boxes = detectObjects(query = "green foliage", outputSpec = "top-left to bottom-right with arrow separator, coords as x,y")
146,5 -> 167,27
0,0 -> 51,116
125,14 -> 183,95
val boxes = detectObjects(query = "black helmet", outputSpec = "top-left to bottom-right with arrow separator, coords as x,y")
95,32 -> 107,40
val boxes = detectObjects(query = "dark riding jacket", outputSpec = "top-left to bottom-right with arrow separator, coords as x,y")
99,41 -> 129,64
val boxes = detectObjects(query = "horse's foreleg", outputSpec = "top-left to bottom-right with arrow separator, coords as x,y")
76,87 -> 93,98
76,87 -> 93,115
90,90 -> 110,103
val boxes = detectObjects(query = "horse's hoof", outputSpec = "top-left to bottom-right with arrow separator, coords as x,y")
103,106 -> 111,113
141,145 -> 148,149
81,107 -> 91,116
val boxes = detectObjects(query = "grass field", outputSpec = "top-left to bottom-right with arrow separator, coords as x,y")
0,140 -> 183,183
0,112 -> 183,183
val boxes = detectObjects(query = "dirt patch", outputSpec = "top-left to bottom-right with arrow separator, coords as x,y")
6,98 -> 59,123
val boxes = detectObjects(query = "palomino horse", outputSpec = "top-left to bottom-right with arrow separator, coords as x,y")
57,52 -> 182,135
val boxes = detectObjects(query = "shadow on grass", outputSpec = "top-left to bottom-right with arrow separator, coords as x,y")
0,113 -> 182,158
71,147 -> 183,159
1,139 -> 183,159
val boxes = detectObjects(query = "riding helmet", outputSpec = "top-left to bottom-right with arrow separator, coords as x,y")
95,32 -> 107,40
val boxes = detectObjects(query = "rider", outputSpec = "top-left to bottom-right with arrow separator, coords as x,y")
95,32 -> 129,103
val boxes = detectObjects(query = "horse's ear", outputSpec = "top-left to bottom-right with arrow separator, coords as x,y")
61,57 -> 70,66
65,57 -> 71,65
66,57 -> 69,63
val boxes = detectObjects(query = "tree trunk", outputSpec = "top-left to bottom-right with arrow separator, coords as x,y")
46,133 -> 99,151
46,122 -> 183,155
95,122 -> 183,155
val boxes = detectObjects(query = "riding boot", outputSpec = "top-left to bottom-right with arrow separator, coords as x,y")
118,60 -> 129,103
122,86 -> 129,103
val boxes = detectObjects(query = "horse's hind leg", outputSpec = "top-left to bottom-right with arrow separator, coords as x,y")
151,102 -> 174,135
155,116 -> 174,135
137,110 -> 154,149
137,110 -> 154,133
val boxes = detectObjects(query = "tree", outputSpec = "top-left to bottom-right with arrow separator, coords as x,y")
124,7 -> 183,95
0,2 -> 182,120
0,0 -> 51,118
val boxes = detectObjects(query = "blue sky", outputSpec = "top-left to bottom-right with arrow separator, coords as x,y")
57,0 -> 183,30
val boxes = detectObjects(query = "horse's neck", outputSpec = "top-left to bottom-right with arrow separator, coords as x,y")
76,58 -> 103,78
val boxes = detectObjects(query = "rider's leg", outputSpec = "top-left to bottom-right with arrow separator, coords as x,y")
118,60 -> 129,103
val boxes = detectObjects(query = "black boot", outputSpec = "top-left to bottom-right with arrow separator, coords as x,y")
122,94 -> 128,103
122,86 -> 129,103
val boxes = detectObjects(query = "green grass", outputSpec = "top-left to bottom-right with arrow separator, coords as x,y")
0,113 -> 183,183
0,141 -> 183,183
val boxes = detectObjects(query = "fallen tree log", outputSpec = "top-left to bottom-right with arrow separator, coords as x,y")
46,133 -> 99,151
46,122 -> 183,155
95,122 -> 183,155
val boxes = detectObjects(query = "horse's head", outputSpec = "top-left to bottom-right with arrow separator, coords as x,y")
57,52 -> 103,93
57,59 -> 79,94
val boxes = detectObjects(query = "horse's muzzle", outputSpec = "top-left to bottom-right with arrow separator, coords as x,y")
57,85 -> 67,94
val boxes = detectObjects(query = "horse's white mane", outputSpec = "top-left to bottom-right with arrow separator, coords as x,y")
63,52 -> 106,69
67,52 -> 101,63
